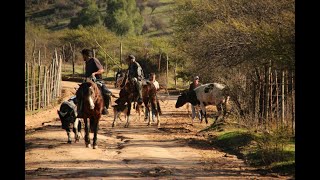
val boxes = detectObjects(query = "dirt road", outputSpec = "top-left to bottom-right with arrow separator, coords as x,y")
25,81 -> 287,179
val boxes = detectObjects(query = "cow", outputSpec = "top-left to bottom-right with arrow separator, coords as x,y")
57,96 -> 81,144
175,83 -> 237,124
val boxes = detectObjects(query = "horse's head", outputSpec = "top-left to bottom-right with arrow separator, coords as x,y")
115,69 -> 127,88
76,81 -> 97,110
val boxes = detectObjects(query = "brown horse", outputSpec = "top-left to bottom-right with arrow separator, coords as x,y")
76,79 -> 104,149
142,81 -> 162,128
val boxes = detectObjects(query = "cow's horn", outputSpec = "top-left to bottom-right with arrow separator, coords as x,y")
60,111 -> 68,117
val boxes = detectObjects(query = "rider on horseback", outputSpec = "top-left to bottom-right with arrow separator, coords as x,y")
121,54 -> 144,104
78,48 -> 112,116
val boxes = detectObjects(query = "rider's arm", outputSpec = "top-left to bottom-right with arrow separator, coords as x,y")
92,69 -> 104,76
92,58 -> 104,76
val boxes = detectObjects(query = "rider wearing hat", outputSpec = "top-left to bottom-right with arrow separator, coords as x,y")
79,48 -> 112,115
121,54 -> 144,103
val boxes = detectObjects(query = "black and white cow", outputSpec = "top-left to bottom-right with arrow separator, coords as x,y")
57,96 -> 81,144
175,83 -> 230,124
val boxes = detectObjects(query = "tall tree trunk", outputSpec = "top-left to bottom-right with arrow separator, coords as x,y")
120,42 -> 123,68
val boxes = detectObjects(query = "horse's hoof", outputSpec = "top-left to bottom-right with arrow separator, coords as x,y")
67,140 -> 72,144
86,144 -> 91,148
112,124 -> 115,128
93,145 -> 98,149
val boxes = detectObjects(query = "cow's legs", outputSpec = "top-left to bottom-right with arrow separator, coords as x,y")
66,129 -> 72,144
200,103 -> 208,124
84,117 -> 91,148
124,103 -> 131,128
93,119 -> 99,149
222,101 -> 227,117
73,118 -> 80,142
216,103 -> 222,122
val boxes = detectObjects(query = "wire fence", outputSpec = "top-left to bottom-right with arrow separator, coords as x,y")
25,49 -> 62,111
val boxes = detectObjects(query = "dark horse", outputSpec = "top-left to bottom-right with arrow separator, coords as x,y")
114,69 -> 126,88
113,74 -> 140,128
143,81 -> 162,128
76,79 -> 104,149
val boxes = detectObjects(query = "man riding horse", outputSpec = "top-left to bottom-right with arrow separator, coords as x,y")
120,54 -> 144,104
78,48 -> 112,116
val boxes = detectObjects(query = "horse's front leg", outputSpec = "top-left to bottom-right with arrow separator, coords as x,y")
93,118 -> 99,149
84,117 -> 91,148
147,103 -> 152,126
124,103 -> 131,128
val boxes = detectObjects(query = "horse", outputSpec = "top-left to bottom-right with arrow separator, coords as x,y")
114,69 -> 127,88
76,79 -> 104,149
142,81 -> 162,128
112,74 -> 141,128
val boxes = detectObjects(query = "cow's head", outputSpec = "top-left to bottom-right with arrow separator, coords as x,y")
175,92 -> 189,108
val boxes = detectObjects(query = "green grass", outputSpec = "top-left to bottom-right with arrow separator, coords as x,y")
201,124 -> 295,177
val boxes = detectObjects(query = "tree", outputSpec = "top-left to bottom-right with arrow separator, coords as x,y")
173,0 -> 295,81
69,0 -> 102,28
105,0 -> 144,36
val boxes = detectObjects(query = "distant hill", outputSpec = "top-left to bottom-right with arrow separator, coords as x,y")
25,0 -> 175,37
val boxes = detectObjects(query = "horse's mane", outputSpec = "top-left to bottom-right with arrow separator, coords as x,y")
76,81 -> 103,103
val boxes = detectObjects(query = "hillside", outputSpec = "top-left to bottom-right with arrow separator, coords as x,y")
25,0 -> 175,37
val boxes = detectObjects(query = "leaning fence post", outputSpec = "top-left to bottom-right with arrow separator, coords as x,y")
26,63 -> 30,111
32,64 -> 36,111
42,66 -> 46,108
59,55 -> 62,96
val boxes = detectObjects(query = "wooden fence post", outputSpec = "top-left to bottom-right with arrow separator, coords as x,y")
42,66 -> 47,108
166,53 -> 169,87
38,50 -> 41,66
38,65 -> 41,110
26,63 -> 30,111
32,64 -> 36,111
269,64 -> 272,124
282,70 -> 285,126
275,70 -> 279,129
